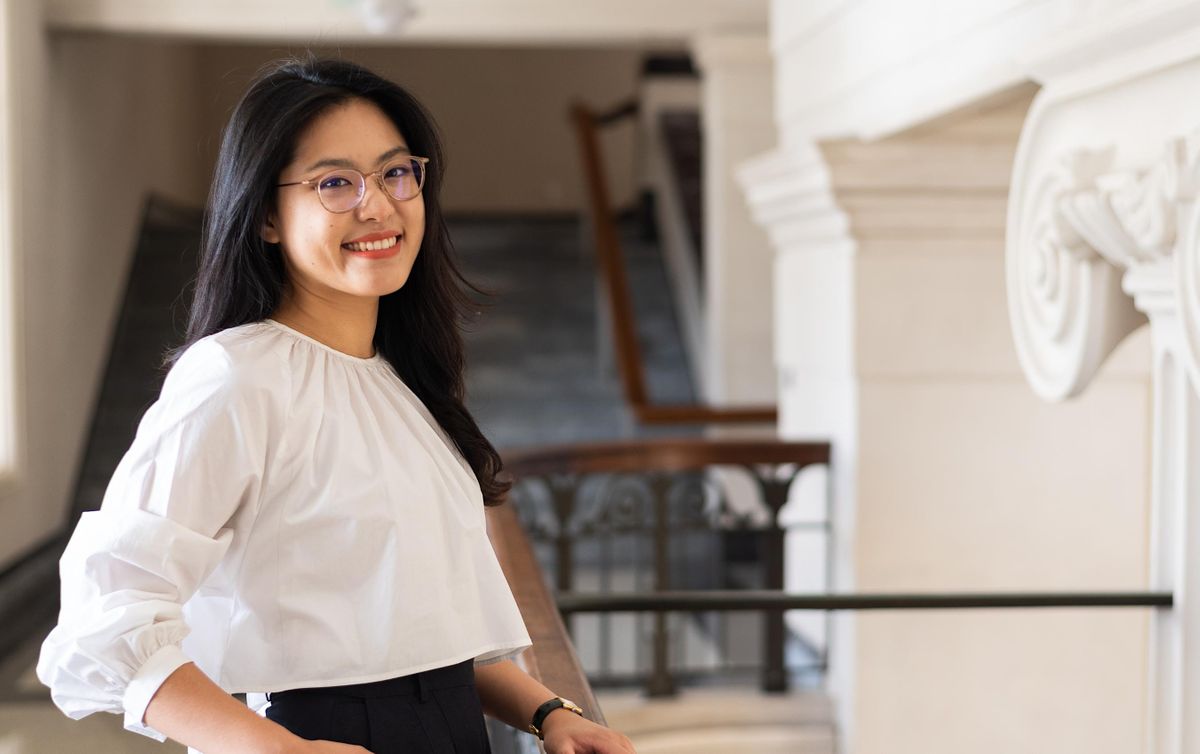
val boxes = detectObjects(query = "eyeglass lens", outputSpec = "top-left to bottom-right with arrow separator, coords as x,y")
316,158 -> 425,212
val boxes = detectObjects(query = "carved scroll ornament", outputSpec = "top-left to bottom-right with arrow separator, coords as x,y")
1008,132 -> 1200,399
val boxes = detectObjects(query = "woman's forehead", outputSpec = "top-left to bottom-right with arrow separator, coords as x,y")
291,98 -> 409,169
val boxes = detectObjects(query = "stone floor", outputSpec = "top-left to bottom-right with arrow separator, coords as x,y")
0,213 -> 832,752
599,688 -> 835,754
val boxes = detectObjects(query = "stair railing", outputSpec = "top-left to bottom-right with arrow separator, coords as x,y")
486,502 -> 605,752
504,437 -> 1172,699
506,437 -> 834,695
569,101 -> 777,426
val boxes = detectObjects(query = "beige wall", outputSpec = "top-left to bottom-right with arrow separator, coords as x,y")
192,43 -> 643,214
0,29 -> 204,569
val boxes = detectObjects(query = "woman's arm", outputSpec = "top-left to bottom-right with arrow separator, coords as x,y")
143,663 -> 365,754
474,660 -> 635,754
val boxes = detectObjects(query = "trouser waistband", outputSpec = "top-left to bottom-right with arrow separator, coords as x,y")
266,659 -> 474,704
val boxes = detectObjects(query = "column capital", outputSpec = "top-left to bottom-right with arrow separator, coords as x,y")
738,144 -> 848,251
1006,5 -> 1200,401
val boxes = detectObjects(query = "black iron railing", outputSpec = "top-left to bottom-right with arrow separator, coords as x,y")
506,438 -> 833,695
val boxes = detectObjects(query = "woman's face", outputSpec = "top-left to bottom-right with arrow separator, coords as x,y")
264,98 -> 426,306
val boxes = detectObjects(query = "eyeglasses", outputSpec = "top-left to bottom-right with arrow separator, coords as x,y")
277,156 -> 430,213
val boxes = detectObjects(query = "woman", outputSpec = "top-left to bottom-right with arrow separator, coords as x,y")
36,57 -> 635,754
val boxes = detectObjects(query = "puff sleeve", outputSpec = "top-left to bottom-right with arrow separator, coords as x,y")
36,338 -> 278,741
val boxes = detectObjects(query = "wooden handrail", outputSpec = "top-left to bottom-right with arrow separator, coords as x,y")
504,436 -> 830,476
569,102 -> 777,426
487,503 -> 605,726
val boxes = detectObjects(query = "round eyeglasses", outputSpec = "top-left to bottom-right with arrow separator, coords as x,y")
277,156 -> 430,213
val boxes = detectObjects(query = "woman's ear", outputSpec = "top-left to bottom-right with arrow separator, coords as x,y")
261,212 -> 282,245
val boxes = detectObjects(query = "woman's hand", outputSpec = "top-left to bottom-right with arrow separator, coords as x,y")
541,710 -> 636,754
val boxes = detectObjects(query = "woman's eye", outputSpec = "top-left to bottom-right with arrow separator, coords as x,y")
320,176 -> 353,190
385,165 -> 412,179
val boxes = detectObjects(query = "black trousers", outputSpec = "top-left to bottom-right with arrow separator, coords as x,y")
264,659 -> 492,753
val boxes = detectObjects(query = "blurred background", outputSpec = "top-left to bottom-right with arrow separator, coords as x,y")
2,0 -> 1197,752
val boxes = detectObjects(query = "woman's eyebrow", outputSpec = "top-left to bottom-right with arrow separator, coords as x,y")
303,145 -> 411,173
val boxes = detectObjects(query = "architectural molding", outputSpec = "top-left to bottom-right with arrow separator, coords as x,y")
1006,144 -> 1149,401
767,0 -> 1200,143
738,144 -> 850,252
1007,5 -> 1200,399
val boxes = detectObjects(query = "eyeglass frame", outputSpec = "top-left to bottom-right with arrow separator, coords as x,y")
276,155 -> 431,213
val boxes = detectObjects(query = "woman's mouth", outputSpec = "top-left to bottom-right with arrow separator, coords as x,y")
342,234 -> 401,252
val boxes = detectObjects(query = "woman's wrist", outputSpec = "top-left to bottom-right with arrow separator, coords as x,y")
252,720 -> 306,754
538,705 -> 583,737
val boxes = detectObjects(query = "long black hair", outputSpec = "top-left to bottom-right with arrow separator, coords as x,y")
171,55 -> 510,506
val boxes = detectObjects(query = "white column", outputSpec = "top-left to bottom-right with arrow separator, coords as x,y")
740,139 -> 858,741
692,33 -> 778,406
0,0 -> 19,484
1006,6 -> 1200,749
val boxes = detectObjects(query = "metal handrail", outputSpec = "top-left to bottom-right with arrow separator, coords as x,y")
556,590 -> 1174,613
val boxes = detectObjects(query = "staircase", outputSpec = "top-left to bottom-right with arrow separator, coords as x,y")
69,197 -> 202,521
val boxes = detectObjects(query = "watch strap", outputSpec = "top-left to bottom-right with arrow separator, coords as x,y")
527,696 -> 583,739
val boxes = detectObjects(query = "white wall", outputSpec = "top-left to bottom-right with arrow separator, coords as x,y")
0,28 -> 205,570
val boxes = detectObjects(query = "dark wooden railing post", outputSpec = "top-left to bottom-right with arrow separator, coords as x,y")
550,475 -> 577,636
758,473 -> 792,693
647,476 -> 677,696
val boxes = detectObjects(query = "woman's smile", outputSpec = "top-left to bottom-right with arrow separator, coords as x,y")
342,229 -> 404,257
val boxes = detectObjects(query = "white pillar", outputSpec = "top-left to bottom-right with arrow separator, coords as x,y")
692,33 -> 777,407
1008,40 -> 1200,747
740,138 -> 858,743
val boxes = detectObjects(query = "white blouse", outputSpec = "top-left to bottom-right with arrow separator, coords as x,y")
36,319 -> 532,744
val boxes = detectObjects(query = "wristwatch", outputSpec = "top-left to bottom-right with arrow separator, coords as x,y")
527,696 -> 584,739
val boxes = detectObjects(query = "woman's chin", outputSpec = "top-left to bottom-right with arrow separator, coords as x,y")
354,273 -> 413,299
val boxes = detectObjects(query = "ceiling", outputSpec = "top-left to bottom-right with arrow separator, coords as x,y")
45,0 -> 770,47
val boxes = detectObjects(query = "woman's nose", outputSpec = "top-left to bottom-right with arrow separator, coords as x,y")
354,176 -> 396,222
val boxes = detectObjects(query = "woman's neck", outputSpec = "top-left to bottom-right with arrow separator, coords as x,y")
270,294 -> 379,359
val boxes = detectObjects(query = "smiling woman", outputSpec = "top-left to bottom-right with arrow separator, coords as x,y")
263,98 -> 427,335
34,55 -> 636,754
